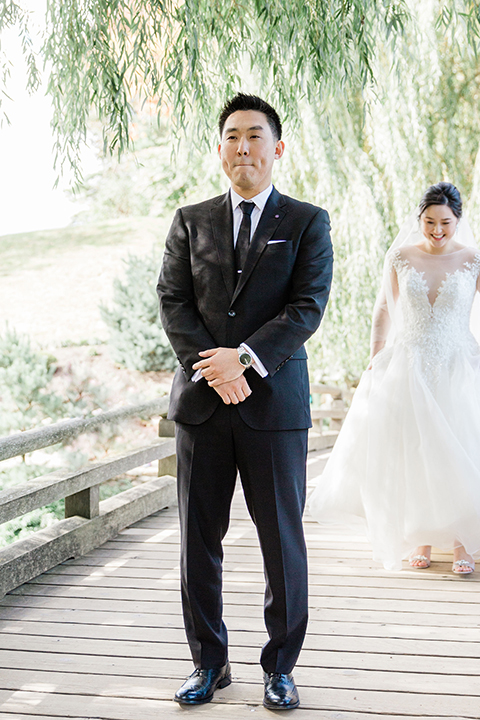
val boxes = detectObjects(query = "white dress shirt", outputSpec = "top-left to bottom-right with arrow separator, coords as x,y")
192,185 -> 272,382
231,185 -> 273,247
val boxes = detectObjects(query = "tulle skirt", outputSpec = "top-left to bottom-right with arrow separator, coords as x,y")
308,342 -> 480,570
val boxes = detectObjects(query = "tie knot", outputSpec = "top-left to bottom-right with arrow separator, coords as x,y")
240,201 -> 255,217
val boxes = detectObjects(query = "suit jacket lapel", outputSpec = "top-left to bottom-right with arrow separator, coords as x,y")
232,187 -> 287,304
210,192 -> 236,299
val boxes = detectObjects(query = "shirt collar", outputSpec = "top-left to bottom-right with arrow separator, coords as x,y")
230,184 -> 273,213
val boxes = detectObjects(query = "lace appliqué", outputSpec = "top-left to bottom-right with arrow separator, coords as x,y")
391,251 -> 480,387
389,249 -> 409,275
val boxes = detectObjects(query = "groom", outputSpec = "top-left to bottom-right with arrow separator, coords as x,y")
157,93 -> 333,710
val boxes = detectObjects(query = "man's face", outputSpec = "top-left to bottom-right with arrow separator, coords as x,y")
218,110 -> 284,198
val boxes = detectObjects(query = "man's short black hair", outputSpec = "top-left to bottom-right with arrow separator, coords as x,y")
219,93 -> 282,141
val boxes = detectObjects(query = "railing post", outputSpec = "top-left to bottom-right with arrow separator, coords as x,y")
158,417 -> 177,477
311,414 -> 323,436
65,487 -> 100,519
330,392 -> 345,432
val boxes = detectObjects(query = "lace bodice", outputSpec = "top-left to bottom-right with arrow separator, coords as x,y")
390,249 -> 480,383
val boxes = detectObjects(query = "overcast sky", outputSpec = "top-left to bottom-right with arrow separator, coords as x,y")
0,3 -> 96,237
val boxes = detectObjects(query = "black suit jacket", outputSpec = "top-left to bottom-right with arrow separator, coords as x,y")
157,187 -> 333,430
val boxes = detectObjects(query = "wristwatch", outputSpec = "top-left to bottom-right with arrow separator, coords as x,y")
237,347 -> 253,369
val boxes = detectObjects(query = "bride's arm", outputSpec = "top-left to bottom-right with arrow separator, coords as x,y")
369,267 -> 399,363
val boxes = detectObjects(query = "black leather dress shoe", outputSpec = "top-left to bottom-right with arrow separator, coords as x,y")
263,672 -> 300,710
174,663 -> 232,704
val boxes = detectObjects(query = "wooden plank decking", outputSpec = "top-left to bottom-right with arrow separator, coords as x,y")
0,450 -> 479,719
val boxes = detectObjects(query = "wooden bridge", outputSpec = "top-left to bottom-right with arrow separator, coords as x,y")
0,390 -> 479,720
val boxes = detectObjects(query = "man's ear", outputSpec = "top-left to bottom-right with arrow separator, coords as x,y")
218,143 -> 222,157
275,140 -> 285,160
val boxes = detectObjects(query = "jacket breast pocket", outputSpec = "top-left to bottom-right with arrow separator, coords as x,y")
266,238 -> 292,245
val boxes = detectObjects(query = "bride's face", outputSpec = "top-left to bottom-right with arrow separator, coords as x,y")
420,204 -> 459,252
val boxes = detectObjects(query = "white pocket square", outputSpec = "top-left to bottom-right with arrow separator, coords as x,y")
267,239 -> 287,244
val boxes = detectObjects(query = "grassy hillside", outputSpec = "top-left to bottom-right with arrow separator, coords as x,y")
0,216 -> 170,276
0,215 -> 172,346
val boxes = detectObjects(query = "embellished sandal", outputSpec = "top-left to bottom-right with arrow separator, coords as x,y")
409,554 -> 431,569
452,559 -> 475,575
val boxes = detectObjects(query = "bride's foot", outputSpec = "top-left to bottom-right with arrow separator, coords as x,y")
452,545 -> 475,575
409,546 -> 431,569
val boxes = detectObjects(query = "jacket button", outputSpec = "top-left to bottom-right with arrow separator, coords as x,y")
228,310 -> 236,317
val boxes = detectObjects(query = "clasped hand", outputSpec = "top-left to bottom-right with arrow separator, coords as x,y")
192,347 -> 252,405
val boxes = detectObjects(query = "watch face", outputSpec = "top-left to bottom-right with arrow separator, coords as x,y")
239,352 -> 252,367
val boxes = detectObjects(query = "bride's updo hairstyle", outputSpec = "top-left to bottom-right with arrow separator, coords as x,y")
418,182 -> 463,219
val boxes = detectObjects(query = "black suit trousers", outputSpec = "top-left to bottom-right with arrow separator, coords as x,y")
176,402 -> 309,674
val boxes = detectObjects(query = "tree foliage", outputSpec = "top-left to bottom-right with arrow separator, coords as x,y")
0,0 -> 409,174
100,250 -> 178,372
305,0 -> 480,381
0,1 -> 39,124
3,1 -> 480,173
79,1 -> 480,382
0,326 -> 109,435
5,0 -> 480,381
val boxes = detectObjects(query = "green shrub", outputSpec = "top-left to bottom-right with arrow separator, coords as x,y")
0,327 -> 117,546
0,328 -> 63,434
0,326 -> 110,436
100,250 -> 177,372
0,502 -> 65,548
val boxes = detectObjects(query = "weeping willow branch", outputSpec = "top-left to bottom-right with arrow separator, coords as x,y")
2,0 -> 480,178
0,1 -> 40,126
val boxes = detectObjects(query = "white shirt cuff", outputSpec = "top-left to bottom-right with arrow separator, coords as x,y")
191,344 -> 268,382
241,343 -> 268,378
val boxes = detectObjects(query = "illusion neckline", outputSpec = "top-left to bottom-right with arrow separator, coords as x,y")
407,263 -> 476,311
411,244 -> 471,257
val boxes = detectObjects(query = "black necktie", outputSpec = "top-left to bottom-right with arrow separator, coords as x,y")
235,201 -> 255,275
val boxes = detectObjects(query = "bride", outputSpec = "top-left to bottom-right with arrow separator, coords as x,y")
309,182 -> 480,573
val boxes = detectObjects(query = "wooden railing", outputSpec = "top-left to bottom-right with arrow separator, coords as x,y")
0,398 -> 177,599
0,387 -> 348,599
309,383 -> 350,451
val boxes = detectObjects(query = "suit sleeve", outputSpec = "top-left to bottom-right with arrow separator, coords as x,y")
244,208 -> 333,376
157,209 -> 217,379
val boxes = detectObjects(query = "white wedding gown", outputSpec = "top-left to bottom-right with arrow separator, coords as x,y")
308,245 -> 480,570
